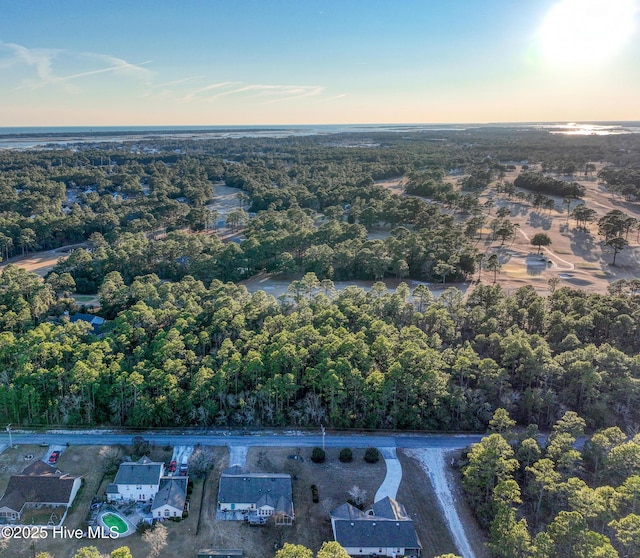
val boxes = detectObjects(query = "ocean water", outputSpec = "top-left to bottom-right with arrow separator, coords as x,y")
0,122 -> 638,150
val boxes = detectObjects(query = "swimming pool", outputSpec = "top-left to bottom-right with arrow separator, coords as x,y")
100,511 -> 130,536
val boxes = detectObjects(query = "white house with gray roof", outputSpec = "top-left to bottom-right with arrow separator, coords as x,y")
107,456 -> 164,503
152,477 -> 188,519
330,496 -> 422,557
217,466 -> 294,525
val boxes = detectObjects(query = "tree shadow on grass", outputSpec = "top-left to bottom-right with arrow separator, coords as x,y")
527,211 -> 552,231
567,228 -> 599,262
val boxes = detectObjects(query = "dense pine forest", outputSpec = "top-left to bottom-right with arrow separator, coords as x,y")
462,410 -> 640,557
1,267 -> 640,431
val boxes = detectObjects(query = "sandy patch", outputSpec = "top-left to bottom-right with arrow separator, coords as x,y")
407,448 -> 478,558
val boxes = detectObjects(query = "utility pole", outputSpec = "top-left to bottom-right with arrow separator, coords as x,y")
321,424 -> 326,451
6,424 -> 12,448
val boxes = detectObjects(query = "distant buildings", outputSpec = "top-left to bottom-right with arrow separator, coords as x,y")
68,313 -> 107,334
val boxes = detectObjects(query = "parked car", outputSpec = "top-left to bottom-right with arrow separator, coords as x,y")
168,460 -> 177,473
48,450 -> 61,464
179,463 -> 188,476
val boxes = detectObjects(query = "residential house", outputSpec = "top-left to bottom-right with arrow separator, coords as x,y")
330,496 -> 422,557
0,461 -> 81,523
151,477 -> 188,519
107,456 -> 164,503
68,313 -> 107,334
217,466 -> 294,525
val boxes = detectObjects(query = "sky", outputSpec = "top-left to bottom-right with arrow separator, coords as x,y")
0,0 -> 639,126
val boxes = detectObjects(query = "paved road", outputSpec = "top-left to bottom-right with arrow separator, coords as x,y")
1,430 -> 483,451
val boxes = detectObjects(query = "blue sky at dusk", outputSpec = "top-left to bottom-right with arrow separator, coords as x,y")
1,0 -> 639,126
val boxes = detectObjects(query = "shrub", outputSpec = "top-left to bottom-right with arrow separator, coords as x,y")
311,447 -> 326,463
364,447 -> 380,463
339,448 -> 353,463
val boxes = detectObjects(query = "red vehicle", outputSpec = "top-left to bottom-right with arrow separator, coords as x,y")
168,460 -> 177,473
48,450 -> 61,464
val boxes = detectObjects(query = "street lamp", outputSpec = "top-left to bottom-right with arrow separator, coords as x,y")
320,424 -> 326,452
6,424 -> 12,448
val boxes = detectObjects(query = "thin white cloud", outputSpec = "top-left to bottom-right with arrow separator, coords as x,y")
206,83 -> 325,103
155,76 -> 203,88
323,93 -> 348,101
1,42 -> 58,82
179,81 -> 240,103
27,59 -> 153,90
0,42 -> 153,90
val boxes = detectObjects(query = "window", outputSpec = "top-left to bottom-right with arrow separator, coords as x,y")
164,509 -> 170,517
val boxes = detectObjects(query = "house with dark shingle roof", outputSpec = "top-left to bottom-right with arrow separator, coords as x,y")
152,477 -> 188,519
0,461 -> 81,523
217,466 -> 294,525
68,313 -> 107,334
106,456 -> 164,503
330,496 -> 422,557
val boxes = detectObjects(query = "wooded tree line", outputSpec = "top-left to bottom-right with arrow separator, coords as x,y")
1,263 -> 640,431
48,197 -> 478,291
2,128 -> 639,264
463,409 -> 640,557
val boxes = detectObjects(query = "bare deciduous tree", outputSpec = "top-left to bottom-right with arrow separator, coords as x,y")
347,485 -> 367,507
142,523 -> 168,558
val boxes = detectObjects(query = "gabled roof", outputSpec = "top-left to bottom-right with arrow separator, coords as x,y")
330,502 -> 367,520
218,470 -> 293,516
152,477 -> 187,511
332,519 -> 421,550
69,313 -> 107,333
113,456 -> 163,486
331,497 -> 421,551
22,460 -> 60,476
372,496 -> 411,520
0,462 -> 79,513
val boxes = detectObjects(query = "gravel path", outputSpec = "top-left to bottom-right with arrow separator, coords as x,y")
374,447 -> 402,501
408,448 -> 476,558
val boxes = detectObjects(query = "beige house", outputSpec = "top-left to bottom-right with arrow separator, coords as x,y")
217,466 -> 294,525
0,461 -> 81,523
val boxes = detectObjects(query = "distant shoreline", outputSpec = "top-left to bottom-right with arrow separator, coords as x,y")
1,122 -> 639,150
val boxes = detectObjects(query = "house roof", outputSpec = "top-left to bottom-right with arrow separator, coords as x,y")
330,502 -> 367,520
332,519 -> 421,550
69,313 -> 107,333
114,456 -> 163,486
372,496 -> 411,520
22,460 -> 61,476
218,470 -> 293,516
331,497 -> 421,551
0,462 -> 79,513
152,478 -> 187,512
